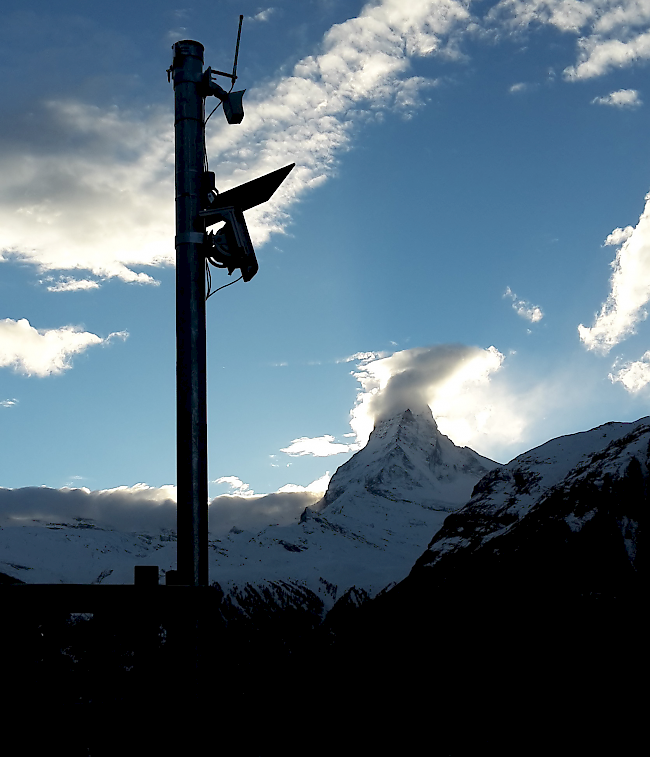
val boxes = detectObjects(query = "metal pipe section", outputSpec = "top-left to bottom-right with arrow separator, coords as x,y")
172,40 -> 208,587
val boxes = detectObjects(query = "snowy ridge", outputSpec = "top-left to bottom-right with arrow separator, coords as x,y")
0,521 -> 178,585
412,415 -> 649,575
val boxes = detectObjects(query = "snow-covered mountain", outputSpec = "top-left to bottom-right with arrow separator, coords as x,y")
0,406 -> 496,623
318,407 -> 496,512
6,408 -> 645,634
362,415 -> 648,616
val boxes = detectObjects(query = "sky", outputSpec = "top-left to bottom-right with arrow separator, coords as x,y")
1,0 -> 650,533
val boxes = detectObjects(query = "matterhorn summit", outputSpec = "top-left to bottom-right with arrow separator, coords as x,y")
319,405 -> 497,514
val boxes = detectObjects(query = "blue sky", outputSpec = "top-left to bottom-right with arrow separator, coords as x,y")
2,0 -> 650,519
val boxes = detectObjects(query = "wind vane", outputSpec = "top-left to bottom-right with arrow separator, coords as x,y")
169,16 -> 295,586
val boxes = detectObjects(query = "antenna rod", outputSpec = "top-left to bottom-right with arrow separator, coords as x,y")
232,15 -> 243,82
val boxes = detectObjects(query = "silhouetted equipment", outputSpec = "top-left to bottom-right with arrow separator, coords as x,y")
201,163 -> 296,215
204,207 -> 257,281
202,68 -> 246,124
171,23 -> 294,586
200,163 -> 295,282
200,15 -> 246,124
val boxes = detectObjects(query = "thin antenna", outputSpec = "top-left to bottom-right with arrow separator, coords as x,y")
208,15 -> 244,82
232,15 -> 243,82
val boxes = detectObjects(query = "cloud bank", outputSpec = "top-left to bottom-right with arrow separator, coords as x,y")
0,484 -> 178,533
281,343 -> 567,462
208,491 -> 321,534
0,318 -> 127,376
0,482 -> 323,537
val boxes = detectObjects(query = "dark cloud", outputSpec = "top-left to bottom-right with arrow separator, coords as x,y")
0,486 -> 177,533
208,491 -> 321,534
0,485 -> 320,536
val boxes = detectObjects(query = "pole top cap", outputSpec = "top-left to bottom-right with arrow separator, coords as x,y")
173,40 -> 205,58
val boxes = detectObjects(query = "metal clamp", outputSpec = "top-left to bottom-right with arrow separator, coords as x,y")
175,232 -> 206,246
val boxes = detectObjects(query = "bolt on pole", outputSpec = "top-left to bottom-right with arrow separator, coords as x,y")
172,40 -> 209,587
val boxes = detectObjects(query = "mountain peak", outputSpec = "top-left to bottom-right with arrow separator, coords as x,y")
319,406 -> 497,513
376,404 -> 437,429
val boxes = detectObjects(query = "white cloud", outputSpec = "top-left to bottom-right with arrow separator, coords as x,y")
0,318 -> 127,376
609,350 -> 650,392
579,191 -> 650,353
490,1 -> 650,80
0,100 -> 172,283
246,8 -> 276,23
1,398 -> 18,408
566,28 -> 650,80
3,1 -> 650,290
276,472 -> 331,494
509,82 -> 528,93
213,475 -> 256,497
0,0 -> 474,284
488,0 -> 596,33
196,0 -> 472,246
41,276 -> 102,292
280,435 -> 354,457
337,351 -> 386,364
605,225 -> 635,246
504,286 -> 544,322
343,345 -> 606,463
592,88 -> 642,107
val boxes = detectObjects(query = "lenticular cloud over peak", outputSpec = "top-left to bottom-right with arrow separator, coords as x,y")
349,344 -> 504,447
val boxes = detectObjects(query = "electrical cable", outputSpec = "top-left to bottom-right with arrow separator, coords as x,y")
206,271 -> 243,300
203,75 -> 238,298
204,99 -> 223,128
206,256 -> 243,300
204,80 -> 235,172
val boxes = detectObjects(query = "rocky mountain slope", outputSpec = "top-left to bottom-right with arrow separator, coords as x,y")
356,415 -> 648,623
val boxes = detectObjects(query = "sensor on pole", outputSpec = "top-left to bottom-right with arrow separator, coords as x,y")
169,19 -> 294,588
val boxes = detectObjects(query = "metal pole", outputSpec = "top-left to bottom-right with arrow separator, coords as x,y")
172,40 -> 208,587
